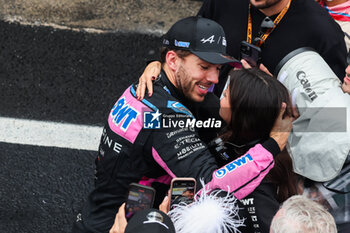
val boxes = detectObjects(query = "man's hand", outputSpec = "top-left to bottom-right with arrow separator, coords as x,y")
136,61 -> 161,100
159,196 -> 170,214
258,63 -> 273,76
109,203 -> 128,233
291,105 -> 300,119
270,102 -> 293,151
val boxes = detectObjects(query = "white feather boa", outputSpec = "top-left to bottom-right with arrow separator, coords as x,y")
168,180 -> 245,233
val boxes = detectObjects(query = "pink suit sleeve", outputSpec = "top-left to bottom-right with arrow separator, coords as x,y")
204,144 -> 274,200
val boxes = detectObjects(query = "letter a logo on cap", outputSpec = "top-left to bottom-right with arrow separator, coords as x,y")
201,35 -> 215,44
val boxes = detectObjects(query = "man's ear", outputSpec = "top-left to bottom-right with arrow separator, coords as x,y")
165,50 -> 179,72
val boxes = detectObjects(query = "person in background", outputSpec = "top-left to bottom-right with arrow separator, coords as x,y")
110,190 -> 243,233
109,203 -> 176,233
318,0 -> 350,50
343,63 -> 350,92
139,0 -> 347,99
270,195 -> 337,233
198,0 -> 347,85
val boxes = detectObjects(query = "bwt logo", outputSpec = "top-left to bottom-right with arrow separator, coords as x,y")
174,40 -> 190,48
110,97 -> 138,132
143,110 -> 162,129
214,154 -> 253,179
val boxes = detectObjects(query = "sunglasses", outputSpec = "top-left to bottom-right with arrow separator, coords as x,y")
253,17 -> 275,46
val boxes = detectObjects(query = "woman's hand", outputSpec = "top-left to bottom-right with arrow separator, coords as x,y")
136,61 -> 161,100
240,59 -> 273,76
270,102 -> 293,151
109,203 -> 128,233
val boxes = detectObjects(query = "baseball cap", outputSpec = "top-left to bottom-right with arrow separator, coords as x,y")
162,16 -> 239,65
125,209 -> 176,233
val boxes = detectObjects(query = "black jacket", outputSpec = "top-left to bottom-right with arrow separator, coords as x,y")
237,181 -> 280,233
199,0 -> 347,95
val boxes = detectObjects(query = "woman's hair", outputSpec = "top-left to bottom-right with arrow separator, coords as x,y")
221,67 -> 292,145
267,148 -> 299,202
221,67 -> 297,202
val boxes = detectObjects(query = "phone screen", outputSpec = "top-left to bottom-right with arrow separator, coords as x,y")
125,183 -> 155,220
170,179 -> 196,210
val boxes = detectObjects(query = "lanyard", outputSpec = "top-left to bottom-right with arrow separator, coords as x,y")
247,0 -> 292,47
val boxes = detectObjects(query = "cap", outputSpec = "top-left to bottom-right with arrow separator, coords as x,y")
162,16 -> 239,65
185,187 -> 194,191
125,209 -> 176,233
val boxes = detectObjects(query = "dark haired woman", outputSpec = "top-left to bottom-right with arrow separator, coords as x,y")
218,67 -> 299,233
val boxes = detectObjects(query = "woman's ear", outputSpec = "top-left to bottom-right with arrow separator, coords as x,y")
165,50 -> 179,72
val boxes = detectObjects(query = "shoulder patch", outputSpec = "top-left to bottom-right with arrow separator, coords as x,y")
167,101 -> 194,118
110,97 -> 139,132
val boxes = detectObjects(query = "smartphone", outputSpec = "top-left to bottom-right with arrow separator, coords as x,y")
168,177 -> 196,210
125,183 -> 156,221
240,41 -> 262,67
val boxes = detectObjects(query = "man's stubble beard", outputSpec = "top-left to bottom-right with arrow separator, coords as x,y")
251,0 -> 283,9
176,65 -> 193,100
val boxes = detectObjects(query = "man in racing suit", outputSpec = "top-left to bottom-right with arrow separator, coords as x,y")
72,16 -> 291,233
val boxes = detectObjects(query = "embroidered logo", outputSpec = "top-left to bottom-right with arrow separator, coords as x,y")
201,35 -> 215,44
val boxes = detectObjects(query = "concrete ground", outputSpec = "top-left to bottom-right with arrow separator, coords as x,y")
0,0 -> 202,34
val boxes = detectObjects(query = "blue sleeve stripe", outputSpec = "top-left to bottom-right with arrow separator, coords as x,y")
130,85 -> 159,111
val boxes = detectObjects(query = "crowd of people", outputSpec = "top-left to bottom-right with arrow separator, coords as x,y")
72,0 -> 350,232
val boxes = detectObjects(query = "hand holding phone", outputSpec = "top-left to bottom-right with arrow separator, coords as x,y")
240,41 -> 262,67
125,183 -> 156,221
168,178 -> 196,210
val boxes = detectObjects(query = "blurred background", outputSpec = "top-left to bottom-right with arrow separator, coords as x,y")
0,0 -> 201,33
